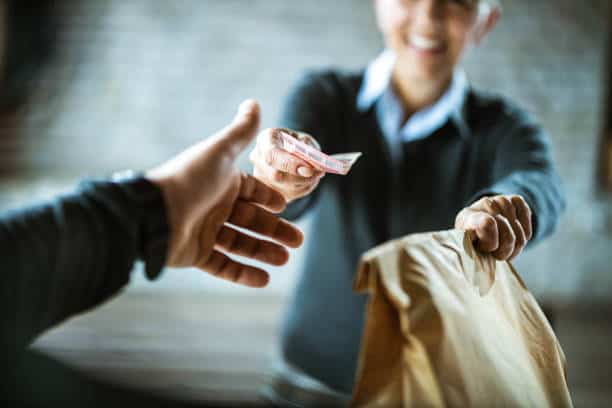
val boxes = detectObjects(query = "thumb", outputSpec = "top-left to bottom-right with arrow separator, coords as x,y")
218,99 -> 261,158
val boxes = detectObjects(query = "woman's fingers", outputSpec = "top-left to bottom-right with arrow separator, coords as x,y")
253,161 -> 322,187
215,225 -> 289,266
252,128 -> 326,177
227,200 -> 304,248
457,210 -> 499,253
249,128 -> 325,203
491,214 -> 516,261
197,250 -> 270,288
457,208 -> 521,261
509,219 -> 527,261
489,197 -> 523,257
467,195 -> 533,260
490,195 -> 531,259
255,129 -> 318,177
511,195 -> 533,241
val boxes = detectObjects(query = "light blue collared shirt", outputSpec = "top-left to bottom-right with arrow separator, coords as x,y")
356,50 -> 470,164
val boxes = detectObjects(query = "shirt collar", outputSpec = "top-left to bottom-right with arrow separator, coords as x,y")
357,50 -> 471,140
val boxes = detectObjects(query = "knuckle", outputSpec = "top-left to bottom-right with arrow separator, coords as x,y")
248,238 -> 261,259
505,231 -> 517,247
475,197 -> 488,208
272,170 -> 284,183
235,201 -> 257,226
278,158 -> 292,173
264,149 -> 275,165
454,211 -> 465,228
511,194 -> 525,204
510,195 -> 522,204
512,195 -> 533,221
499,196 -> 513,212
499,239 -> 514,253
241,173 -> 255,195
301,134 -> 320,150
482,216 -> 497,232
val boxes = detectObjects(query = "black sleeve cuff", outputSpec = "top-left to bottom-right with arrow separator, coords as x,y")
109,174 -> 169,280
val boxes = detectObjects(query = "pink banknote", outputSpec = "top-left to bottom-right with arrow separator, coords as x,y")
277,130 -> 362,175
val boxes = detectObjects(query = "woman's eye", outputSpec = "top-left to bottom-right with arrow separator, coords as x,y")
399,0 -> 478,10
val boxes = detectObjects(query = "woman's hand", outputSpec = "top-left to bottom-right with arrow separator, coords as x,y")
249,128 -> 325,203
455,195 -> 533,261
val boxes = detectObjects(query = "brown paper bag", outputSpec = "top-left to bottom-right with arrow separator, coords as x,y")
351,230 -> 573,408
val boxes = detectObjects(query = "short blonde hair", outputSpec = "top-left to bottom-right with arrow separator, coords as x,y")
480,0 -> 501,10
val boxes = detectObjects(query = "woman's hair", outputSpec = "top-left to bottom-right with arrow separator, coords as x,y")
478,0 -> 502,20
0,0 -> 63,113
481,0 -> 501,10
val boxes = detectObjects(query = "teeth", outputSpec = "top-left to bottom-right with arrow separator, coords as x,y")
410,35 -> 442,50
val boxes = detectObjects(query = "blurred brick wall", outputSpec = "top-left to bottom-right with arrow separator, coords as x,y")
8,0 -> 612,301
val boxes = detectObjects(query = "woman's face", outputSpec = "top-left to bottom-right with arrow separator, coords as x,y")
375,0 -> 485,84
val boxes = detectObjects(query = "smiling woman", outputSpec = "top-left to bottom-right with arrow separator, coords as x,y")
262,0 -> 568,402
374,0 -> 501,115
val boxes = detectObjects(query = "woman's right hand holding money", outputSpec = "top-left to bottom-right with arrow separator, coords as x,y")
250,128 -> 325,203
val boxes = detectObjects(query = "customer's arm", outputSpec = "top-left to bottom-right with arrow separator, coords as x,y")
0,178 -> 166,356
0,100 -> 304,356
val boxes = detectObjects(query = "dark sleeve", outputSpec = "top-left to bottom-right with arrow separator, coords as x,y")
278,70 -> 342,220
470,114 -> 566,244
0,177 -> 168,356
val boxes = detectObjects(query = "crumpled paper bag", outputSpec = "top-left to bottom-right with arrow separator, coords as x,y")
351,230 -> 572,407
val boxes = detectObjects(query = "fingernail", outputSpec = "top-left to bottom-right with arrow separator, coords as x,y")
237,99 -> 257,117
298,166 -> 313,177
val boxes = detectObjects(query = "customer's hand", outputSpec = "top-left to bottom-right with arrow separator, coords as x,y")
455,195 -> 533,261
146,100 -> 304,287
249,128 -> 324,203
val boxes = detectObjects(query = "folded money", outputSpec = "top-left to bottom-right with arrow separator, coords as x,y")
277,130 -> 362,175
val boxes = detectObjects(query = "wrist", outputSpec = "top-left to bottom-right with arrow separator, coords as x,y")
112,170 -> 170,280
144,172 -> 186,266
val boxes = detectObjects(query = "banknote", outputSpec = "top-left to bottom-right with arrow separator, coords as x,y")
276,129 -> 362,175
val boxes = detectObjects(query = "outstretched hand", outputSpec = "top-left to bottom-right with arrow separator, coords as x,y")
146,100 -> 304,287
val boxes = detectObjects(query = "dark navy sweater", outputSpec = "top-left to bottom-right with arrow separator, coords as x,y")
279,70 -> 566,393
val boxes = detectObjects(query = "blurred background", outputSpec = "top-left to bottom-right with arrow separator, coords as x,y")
1,0 -> 611,406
